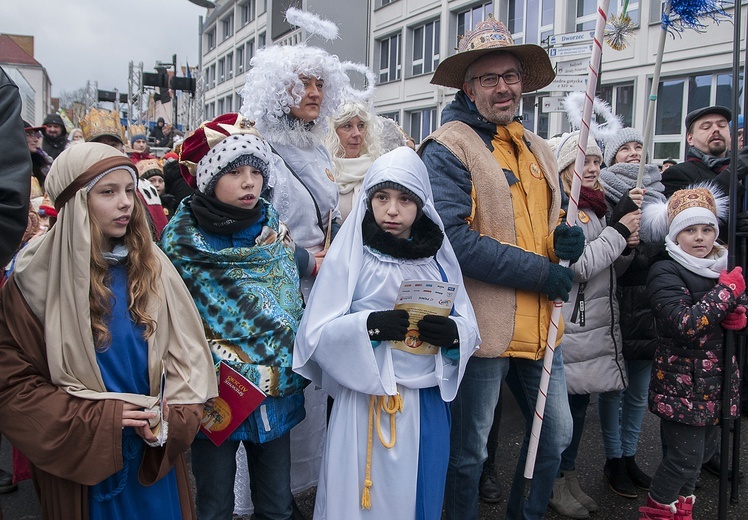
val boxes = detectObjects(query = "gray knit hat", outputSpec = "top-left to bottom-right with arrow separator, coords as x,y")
604,127 -> 643,166
366,181 -> 424,210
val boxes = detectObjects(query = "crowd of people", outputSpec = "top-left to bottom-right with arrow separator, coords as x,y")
0,9 -> 747,520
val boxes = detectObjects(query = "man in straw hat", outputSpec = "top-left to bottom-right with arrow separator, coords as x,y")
420,14 -> 584,520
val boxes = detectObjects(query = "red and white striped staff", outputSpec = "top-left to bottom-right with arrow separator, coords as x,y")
522,0 -> 611,498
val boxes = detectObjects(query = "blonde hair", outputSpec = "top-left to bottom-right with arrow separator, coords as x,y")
88,196 -> 160,351
560,159 -> 604,196
324,101 -> 384,159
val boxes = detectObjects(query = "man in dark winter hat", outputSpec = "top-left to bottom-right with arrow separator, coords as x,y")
420,13 -> 584,520
42,113 -> 68,159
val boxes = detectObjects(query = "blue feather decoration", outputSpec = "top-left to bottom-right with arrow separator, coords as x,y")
662,0 -> 730,33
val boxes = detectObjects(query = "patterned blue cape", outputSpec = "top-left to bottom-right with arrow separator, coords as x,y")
161,199 -> 307,398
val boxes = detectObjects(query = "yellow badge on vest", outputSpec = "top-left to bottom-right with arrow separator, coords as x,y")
578,210 -> 590,224
325,168 -> 335,182
529,162 -> 543,180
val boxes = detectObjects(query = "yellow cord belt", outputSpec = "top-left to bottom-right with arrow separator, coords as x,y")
361,392 -> 403,510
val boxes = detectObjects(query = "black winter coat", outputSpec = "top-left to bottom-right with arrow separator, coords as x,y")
0,67 -> 31,266
647,256 -> 742,426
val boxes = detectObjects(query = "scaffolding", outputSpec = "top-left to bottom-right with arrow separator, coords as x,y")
127,61 -> 146,128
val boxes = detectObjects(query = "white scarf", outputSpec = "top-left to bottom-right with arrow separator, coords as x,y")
665,236 -> 728,279
334,154 -> 374,194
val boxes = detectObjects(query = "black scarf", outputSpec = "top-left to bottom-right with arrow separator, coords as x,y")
190,191 -> 263,235
361,211 -> 443,260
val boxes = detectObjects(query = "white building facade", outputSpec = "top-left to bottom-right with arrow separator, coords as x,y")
199,0 -> 743,162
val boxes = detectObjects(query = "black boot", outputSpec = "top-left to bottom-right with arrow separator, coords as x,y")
479,462 -> 503,503
624,455 -> 652,490
0,468 -> 17,494
603,457 -> 637,498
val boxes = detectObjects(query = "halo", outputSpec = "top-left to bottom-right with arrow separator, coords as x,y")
562,92 -> 622,142
341,61 -> 376,105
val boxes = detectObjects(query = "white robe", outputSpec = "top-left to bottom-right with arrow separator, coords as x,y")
294,147 -> 480,519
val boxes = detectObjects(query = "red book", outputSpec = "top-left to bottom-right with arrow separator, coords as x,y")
200,362 -> 266,447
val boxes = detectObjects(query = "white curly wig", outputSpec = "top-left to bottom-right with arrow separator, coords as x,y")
323,100 -> 384,160
240,44 -> 350,142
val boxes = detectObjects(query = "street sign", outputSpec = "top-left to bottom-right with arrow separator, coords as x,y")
546,76 -> 588,92
557,58 -> 589,76
548,31 -> 595,46
542,96 -> 566,113
549,44 -> 594,59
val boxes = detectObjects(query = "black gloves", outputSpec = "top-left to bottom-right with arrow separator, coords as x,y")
542,263 -> 575,302
367,310 -> 410,342
553,224 -> 585,263
609,193 -> 639,225
417,314 -> 459,348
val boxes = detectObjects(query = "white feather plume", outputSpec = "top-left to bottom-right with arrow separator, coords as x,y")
286,7 -> 339,41
562,92 -> 622,142
640,181 -> 729,244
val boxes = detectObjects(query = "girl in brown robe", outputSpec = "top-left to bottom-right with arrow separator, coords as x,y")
0,142 -> 217,520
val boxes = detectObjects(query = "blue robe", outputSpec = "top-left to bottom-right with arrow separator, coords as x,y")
88,264 -> 181,520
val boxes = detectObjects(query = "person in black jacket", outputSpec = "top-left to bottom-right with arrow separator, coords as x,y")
640,185 -> 743,519
41,113 -> 68,160
0,65 -> 31,495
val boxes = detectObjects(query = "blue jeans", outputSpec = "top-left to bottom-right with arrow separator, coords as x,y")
191,434 -> 293,520
598,359 -> 652,458
444,349 -> 573,520
560,393 -> 591,472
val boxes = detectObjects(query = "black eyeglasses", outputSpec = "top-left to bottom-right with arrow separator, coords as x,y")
470,71 -> 522,87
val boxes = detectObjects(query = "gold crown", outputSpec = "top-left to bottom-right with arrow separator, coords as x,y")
80,108 -> 125,144
136,159 -> 163,178
129,124 -> 148,139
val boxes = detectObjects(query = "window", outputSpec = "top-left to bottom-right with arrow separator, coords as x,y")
457,2 -> 492,40
521,95 -> 549,138
649,70 -> 742,162
510,0 -> 554,45
236,93 -> 243,112
379,111 -> 400,123
378,33 -> 402,84
206,102 -> 215,119
218,58 -> 225,83
207,29 -> 216,50
237,46 -> 244,73
222,14 -> 234,40
246,39 -> 255,69
609,0 -> 639,27
225,95 -> 233,112
260,0 -> 267,15
209,64 -> 216,88
408,107 -> 437,144
412,20 -> 440,76
240,0 -> 256,25
259,32 -> 266,49
378,0 -> 397,7
600,83 -> 634,128
227,52 -> 234,79
576,0 -> 597,31
218,98 -> 225,115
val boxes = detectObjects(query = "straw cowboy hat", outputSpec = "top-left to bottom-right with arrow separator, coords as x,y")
431,14 -> 555,93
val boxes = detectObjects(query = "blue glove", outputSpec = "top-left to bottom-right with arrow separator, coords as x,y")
542,263 -> 574,302
553,224 -> 585,262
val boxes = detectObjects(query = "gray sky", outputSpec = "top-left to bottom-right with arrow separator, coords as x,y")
1,0 -> 208,96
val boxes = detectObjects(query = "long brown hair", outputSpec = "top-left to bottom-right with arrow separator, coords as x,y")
89,193 -> 160,351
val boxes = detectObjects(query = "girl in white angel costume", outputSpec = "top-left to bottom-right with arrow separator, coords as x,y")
294,146 -> 480,519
